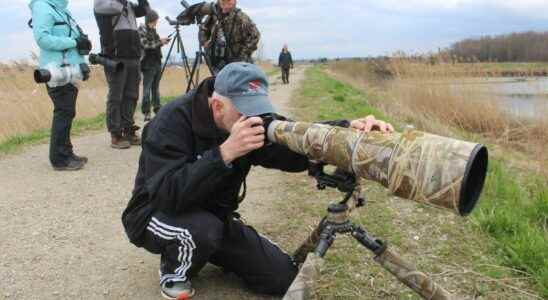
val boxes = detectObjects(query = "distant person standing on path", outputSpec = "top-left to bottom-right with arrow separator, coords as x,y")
278,44 -> 293,84
138,9 -> 170,122
29,0 -> 90,171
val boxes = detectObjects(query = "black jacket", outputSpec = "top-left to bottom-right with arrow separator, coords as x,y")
122,77 -> 349,246
278,51 -> 293,68
94,0 -> 148,59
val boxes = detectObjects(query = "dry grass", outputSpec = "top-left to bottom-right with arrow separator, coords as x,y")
328,59 -> 548,173
0,63 -> 203,142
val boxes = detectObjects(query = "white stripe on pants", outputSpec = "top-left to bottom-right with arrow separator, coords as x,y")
146,217 -> 196,284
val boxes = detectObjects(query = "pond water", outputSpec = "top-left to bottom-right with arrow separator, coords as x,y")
452,77 -> 548,119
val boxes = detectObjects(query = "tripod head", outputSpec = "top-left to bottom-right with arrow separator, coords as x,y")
165,16 -> 187,27
308,161 -> 365,207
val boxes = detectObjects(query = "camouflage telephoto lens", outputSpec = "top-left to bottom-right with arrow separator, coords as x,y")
267,120 -> 488,216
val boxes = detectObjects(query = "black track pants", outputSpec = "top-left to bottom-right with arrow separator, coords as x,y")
140,209 -> 298,295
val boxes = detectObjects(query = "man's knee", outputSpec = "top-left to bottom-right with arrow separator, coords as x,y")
191,220 -> 223,251
175,211 -> 225,252
249,261 -> 298,295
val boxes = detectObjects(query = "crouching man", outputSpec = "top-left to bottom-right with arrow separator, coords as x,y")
121,62 -> 393,299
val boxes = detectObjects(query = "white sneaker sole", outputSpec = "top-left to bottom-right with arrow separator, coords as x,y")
160,288 -> 195,300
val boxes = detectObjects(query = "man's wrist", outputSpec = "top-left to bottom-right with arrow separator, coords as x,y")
219,144 -> 234,164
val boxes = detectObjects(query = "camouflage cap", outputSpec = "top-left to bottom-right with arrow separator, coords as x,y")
214,62 -> 277,116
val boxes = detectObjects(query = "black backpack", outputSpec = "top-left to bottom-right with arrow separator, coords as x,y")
94,10 -> 122,57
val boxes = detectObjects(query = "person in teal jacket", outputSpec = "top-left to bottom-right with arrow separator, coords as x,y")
29,0 -> 90,170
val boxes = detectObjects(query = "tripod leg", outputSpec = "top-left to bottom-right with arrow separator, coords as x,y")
160,34 -> 178,79
186,53 -> 200,93
352,226 -> 455,300
176,32 -> 192,78
292,217 -> 326,264
282,253 -> 323,300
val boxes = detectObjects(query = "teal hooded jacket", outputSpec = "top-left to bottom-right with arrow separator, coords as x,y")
29,0 -> 86,68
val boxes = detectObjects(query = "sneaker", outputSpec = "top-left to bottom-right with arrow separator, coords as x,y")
111,134 -> 131,149
71,154 -> 88,164
52,158 -> 84,171
160,281 -> 195,300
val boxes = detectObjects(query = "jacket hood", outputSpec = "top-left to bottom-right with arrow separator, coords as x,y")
29,0 -> 68,10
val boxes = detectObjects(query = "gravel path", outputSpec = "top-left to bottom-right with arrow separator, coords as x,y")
0,66 -> 307,300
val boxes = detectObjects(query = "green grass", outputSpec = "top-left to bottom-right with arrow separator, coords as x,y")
474,160 -> 548,297
293,65 -> 391,124
0,96 -> 176,155
293,65 -> 547,298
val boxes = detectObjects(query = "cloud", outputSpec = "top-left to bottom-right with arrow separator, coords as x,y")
2,0 -> 548,62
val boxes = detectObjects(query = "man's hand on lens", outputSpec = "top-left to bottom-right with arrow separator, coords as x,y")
220,116 -> 265,164
350,115 -> 394,133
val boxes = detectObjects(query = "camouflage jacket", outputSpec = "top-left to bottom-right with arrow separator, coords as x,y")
200,7 -> 260,64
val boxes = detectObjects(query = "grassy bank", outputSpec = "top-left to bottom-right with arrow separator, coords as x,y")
276,65 -> 546,298
0,96 -> 175,156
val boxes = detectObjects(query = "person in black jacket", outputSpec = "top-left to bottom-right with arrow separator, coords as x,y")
278,44 -> 293,84
121,62 -> 393,300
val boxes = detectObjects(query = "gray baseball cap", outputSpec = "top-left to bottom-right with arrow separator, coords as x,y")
214,62 -> 277,116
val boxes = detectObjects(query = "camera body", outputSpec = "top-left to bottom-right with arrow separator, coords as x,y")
34,63 -> 90,87
89,54 -> 124,73
76,34 -> 93,56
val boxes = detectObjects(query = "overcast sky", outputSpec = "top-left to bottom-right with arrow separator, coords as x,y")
2,0 -> 548,62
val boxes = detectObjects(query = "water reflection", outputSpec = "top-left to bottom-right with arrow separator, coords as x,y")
451,77 -> 548,119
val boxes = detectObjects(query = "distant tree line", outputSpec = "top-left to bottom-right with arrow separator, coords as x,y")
449,31 -> 548,62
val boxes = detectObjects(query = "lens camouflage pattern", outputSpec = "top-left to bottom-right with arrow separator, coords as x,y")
375,248 -> 454,300
267,121 -> 488,216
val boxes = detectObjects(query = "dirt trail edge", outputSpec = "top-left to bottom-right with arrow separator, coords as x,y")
0,66 -> 308,300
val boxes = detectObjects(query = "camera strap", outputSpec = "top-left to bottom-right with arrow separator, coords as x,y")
28,2 -> 80,38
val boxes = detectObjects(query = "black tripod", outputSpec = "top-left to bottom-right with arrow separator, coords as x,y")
160,17 -> 192,89
160,16 -> 214,93
287,163 -> 454,300
185,44 -> 213,92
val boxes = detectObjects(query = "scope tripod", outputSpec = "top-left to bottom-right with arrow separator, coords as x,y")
160,16 -> 215,93
284,163 -> 454,300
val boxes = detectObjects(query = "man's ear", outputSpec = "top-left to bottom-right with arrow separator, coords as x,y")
210,98 -> 224,117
